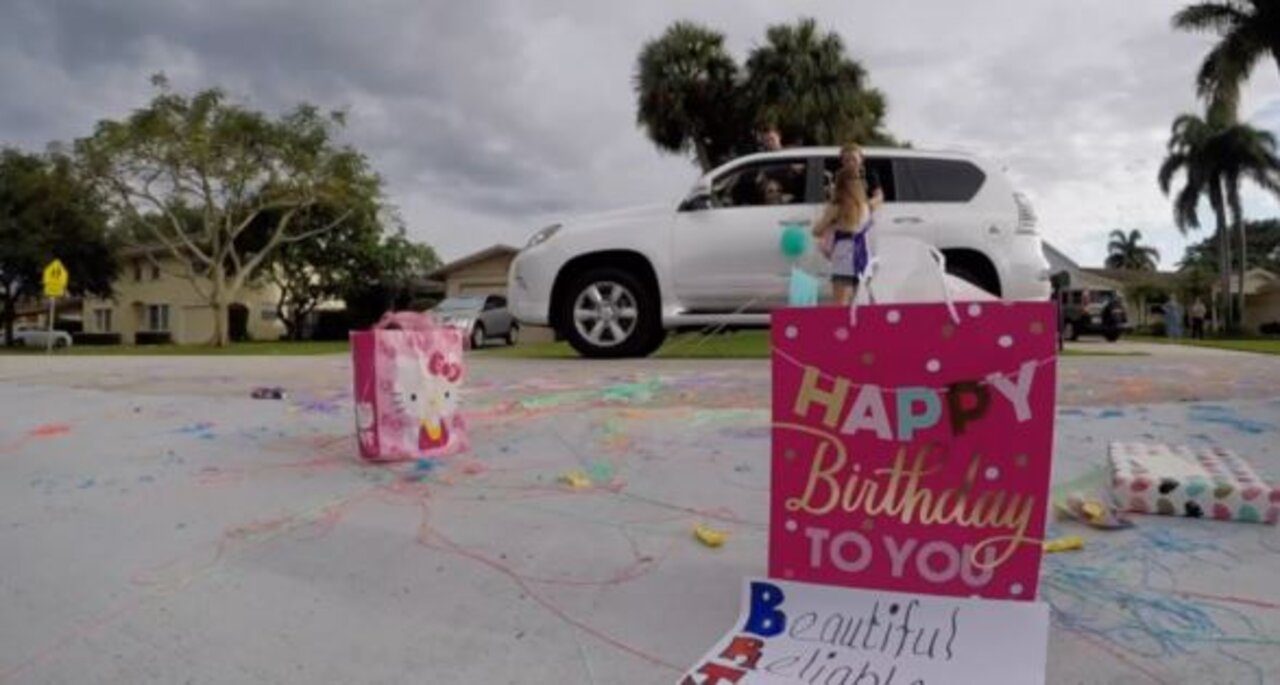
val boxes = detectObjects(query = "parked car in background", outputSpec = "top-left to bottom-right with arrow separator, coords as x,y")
1059,288 -> 1128,341
11,325 -> 73,348
508,146 -> 1052,357
432,295 -> 519,349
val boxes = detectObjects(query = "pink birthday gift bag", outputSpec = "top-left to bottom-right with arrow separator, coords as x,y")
770,300 -> 1058,600
351,312 -> 469,462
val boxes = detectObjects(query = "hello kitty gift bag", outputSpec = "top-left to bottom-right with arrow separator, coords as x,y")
351,311 -> 469,462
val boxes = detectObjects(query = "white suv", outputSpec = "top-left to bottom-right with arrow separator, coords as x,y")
508,146 -> 1052,358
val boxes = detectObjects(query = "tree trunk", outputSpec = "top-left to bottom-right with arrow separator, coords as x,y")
1238,211 -> 1248,332
1227,176 -> 1247,332
1,290 -> 14,347
1210,181 -> 1231,334
210,271 -> 229,347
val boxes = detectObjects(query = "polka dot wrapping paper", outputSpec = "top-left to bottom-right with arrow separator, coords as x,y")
770,302 -> 1059,601
1108,442 -> 1280,524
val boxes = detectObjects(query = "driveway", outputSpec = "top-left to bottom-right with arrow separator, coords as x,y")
1,348 -> 1278,684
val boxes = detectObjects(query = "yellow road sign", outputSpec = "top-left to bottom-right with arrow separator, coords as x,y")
43,259 -> 68,298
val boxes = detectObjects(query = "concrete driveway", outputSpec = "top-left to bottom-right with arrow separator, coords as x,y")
1,347 -> 1278,684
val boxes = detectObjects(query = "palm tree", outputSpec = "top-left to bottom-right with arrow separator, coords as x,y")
1173,0 -> 1280,108
1106,229 -> 1161,270
1159,111 -> 1232,329
634,22 -> 744,171
1159,105 -> 1280,330
1213,123 -> 1280,326
743,18 -> 893,146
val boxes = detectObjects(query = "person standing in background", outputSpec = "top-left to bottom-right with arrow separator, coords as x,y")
1190,297 -> 1207,339
1164,298 -> 1184,339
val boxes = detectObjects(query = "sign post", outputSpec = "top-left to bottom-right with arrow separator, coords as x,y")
42,259 -> 68,353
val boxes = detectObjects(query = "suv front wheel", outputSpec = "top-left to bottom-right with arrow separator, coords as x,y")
558,267 -> 662,358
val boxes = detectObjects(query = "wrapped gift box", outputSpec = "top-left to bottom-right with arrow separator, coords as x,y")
1109,442 -> 1279,524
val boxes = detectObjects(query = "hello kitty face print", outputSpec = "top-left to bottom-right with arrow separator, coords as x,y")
365,327 -> 468,459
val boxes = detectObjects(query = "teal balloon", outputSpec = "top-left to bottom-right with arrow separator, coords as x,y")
780,225 -> 809,259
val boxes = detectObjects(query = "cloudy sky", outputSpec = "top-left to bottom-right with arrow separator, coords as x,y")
2,0 -> 1278,268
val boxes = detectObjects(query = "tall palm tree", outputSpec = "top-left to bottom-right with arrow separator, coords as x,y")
1106,229 -> 1161,270
743,18 -> 892,146
1159,105 -> 1280,330
1214,123 -> 1280,326
1174,0 -> 1280,108
634,22 -> 744,172
1159,111 -> 1232,329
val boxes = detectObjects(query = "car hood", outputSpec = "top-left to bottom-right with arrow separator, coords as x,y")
557,203 -> 672,233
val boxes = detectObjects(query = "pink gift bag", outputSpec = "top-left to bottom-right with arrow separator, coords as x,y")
770,300 -> 1058,600
351,311 -> 469,462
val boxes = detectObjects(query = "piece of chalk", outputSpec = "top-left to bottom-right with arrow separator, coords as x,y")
1043,536 -> 1085,553
694,524 -> 728,548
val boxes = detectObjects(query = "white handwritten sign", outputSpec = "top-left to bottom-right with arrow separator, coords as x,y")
680,578 -> 1048,685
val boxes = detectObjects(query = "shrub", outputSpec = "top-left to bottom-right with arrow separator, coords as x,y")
135,332 -> 173,345
1260,322 -> 1280,336
72,332 -> 122,346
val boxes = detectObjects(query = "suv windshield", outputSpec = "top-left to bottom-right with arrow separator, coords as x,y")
435,296 -> 485,313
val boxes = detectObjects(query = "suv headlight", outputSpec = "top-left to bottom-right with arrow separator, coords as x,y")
526,224 -> 562,249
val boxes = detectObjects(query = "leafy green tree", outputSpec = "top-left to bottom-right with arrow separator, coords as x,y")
253,203 -> 380,340
0,149 -> 116,345
75,75 -> 380,345
1105,229 -> 1161,270
1174,0 -> 1280,108
634,18 -> 897,171
1182,218 -> 1280,269
743,18 -> 894,147
340,226 -> 440,330
634,22 -> 748,171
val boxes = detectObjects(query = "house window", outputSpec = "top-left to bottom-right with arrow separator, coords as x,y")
151,263 -> 161,280
146,304 -> 171,332
93,308 -> 113,332
133,260 -> 143,282
261,307 -> 278,322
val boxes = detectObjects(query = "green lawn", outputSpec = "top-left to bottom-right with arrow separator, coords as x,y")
1127,335 -> 1280,356
0,340 -> 350,356
478,330 -> 1141,360
0,331 -> 1158,359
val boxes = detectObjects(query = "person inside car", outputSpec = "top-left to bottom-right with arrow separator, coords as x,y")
755,125 -> 806,201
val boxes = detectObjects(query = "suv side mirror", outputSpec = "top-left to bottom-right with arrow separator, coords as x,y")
679,190 -> 713,212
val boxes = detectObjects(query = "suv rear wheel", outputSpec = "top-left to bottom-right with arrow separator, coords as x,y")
558,267 -> 661,358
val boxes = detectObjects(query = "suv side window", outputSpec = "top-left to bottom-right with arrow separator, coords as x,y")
821,156 -> 897,202
710,159 -> 808,208
897,158 -> 986,203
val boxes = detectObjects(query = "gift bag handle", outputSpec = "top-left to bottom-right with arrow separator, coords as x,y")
849,245 -> 961,327
374,310 -> 440,331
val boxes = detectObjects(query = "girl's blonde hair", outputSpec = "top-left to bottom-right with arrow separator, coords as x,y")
821,167 -> 869,232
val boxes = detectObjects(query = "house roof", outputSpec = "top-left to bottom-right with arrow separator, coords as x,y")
429,244 -> 519,279
1041,242 -> 1079,273
1082,268 -> 1181,289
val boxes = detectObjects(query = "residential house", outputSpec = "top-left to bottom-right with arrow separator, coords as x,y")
81,246 -> 286,344
1224,268 -> 1280,333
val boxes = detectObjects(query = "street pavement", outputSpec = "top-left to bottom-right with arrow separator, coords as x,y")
1,344 -> 1278,684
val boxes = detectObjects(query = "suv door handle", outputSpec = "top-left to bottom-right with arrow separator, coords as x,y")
893,217 -> 923,224
988,225 -> 1001,235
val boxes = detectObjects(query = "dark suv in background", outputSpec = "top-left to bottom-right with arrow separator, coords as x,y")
1059,288 -> 1128,341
